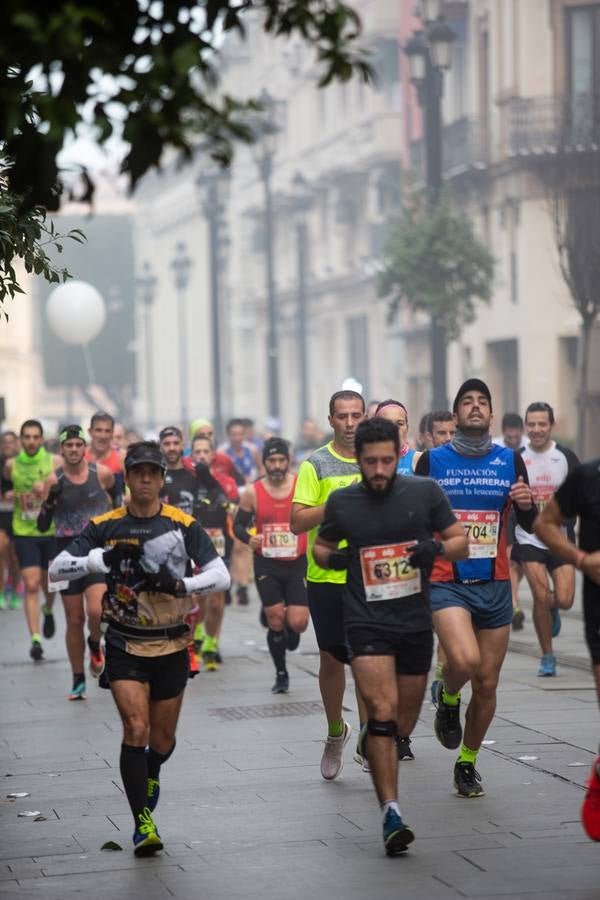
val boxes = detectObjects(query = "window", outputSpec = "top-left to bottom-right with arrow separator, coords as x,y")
567,5 -> 600,137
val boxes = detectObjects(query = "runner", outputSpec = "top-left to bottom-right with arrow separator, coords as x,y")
37,425 -> 114,699
233,437 -> 309,693
417,412 -> 433,451
415,379 -> 536,798
511,402 -> 579,675
160,427 -> 197,518
534,458 -> 600,841
85,412 -> 126,506
222,418 -> 261,483
187,419 -> 245,488
0,430 -> 21,610
3,420 -> 61,660
374,401 -> 421,474
496,413 -> 527,630
49,440 -> 230,856
313,417 -> 467,854
291,389 -> 365,780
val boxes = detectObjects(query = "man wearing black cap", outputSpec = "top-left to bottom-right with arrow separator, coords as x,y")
37,425 -> 114,699
49,440 -> 230,857
234,437 -> 309,693
416,380 -> 536,798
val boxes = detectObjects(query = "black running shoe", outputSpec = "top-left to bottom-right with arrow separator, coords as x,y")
512,608 -> 525,631
396,736 -> 415,761
272,671 -> 289,694
42,608 -> 55,639
285,626 -> 300,652
434,681 -> 462,749
30,639 -> 43,661
237,586 -> 249,606
454,761 -> 484,798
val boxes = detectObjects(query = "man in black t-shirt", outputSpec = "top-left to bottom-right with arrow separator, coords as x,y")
534,458 -> 600,842
313,418 -> 467,857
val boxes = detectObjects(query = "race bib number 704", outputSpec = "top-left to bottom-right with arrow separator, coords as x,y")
454,510 -> 499,558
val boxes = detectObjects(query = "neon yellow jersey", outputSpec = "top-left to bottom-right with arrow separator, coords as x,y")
293,442 -> 361,583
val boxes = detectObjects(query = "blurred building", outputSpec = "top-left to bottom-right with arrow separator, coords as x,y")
403,0 -> 600,453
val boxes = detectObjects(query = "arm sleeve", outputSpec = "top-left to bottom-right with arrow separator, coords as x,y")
36,502 -> 55,533
233,507 -> 253,544
513,451 -> 538,532
428,481 -> 458,532
317,496 -> 344,544
414,450 -> 430,477
554,468 -> 582,520
292,460 -> 320,507
182,555 -> 231,595
48,521 -> 103,582
558,444 -> 580,473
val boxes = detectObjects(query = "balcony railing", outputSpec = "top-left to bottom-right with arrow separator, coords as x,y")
507,94 -> 600,157
409,116 -> 489,185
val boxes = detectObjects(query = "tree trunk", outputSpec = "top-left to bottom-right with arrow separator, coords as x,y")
431,318 -> 448,410
576,315 -> 593,458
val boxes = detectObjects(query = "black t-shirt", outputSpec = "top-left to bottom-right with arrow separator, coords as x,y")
554,458 -> 600,604
318,476 -> 456,634
162,468 -> 198,517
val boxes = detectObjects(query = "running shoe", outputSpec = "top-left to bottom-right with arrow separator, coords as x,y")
396,736 -> 415,761
382,808 -> 414,856
320,721 -> 352,781
8,592 -> 21,610
147,778 -> 160,813
68,681 -> 86,701
550,608 -> 561,638
430,678 -> 440,705
237,585 -> 249,606
202,651 -> 219,672
284,626 -> 300,652
271,671 -> 289,694
454,761 -> 484,798
42,607 -> 55,639
353,724 -> 370,773
538,653 -> 556,677
188,644 -> 200,678
89,645 -> 105,678
433,681 -> 462,749
30,638 -> 43,661
512,607 -> 525,631
581,756 -> 600,842
133,808 -> 163,857
0,592 -> 6,610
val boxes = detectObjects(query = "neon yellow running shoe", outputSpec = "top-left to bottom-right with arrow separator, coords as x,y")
133,807 -> 163,857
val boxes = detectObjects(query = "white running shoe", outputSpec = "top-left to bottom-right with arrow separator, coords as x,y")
320,721 -> 352,780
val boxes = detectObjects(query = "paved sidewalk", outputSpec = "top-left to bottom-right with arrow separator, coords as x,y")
1,584 -> 599,900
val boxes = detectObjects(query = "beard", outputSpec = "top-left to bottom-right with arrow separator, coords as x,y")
362,472 -> 396,496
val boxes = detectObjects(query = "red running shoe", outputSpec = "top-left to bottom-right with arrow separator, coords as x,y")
188,643 -> 200,678
581,756 -> 600,841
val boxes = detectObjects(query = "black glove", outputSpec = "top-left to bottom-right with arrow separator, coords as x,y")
328,548 -> 351,570
408,539 -> 444,571
142,564 -> 185,596
102,543 -> 143,568
194,462 -> 215,485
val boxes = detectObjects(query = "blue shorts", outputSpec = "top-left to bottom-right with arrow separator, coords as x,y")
430,581 -> 512,630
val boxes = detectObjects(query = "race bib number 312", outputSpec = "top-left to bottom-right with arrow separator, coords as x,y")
455,510 -> 499,558
359,542 -> 421,602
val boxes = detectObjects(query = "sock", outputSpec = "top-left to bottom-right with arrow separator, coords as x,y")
31,632 -> 42,643
328,718 -> 344,738
73,672 -> 85,688
120,744 -> 149,826
457,743 -> 478,765
434,661 -> 444,679
381,799 -> 402,818
267,628 -> 286,673
202,634 -> 218,654
87,636 -> 100,653
147,741 -> 175,781
42,605 -> 52,615
284,625 -> 300,652
441,684 -> 461,707
193,622 -> 206,642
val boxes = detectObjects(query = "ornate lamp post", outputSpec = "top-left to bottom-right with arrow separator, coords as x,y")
170,242 -> 192,426
405,1 -> 456,409
290,172 -> 313,424
135,261 -> 157,430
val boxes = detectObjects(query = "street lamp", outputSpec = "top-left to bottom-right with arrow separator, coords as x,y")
170,242 -> 193,426
135,261 -> 157,430
252,88 -> 282,422
197,166 -> 231,442
404,4 -> 455,409
290,172 -> 313,424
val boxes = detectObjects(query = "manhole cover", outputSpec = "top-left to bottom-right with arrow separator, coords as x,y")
207,701 -> 323,722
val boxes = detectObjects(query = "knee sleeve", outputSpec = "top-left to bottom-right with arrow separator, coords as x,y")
367,719 -> 396,738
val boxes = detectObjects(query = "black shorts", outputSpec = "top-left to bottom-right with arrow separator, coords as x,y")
307,581 -> 350,664
14,535 -> 57,571
505,508 -> 517,547
105,642 -> 189,700
0,511 -> 13,538
511,542 -> 569,573
347,627 -> 433,675
55,537 -> 106,596
254,554 -> 308,608
584,590 -> 600,665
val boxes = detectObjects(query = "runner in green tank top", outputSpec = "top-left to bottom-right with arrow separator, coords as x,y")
4,420 -> 61,660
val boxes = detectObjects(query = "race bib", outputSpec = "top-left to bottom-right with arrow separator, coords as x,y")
262,523 -> 298,559
455,510 -> 499,558
19,494 -> 41,521
359,543 -> 421,602
206,528 -> 226,557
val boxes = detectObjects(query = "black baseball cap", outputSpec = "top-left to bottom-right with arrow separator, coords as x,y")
453,378 -> 492,413
159,426 -> 183,441
124,441 -> 167,472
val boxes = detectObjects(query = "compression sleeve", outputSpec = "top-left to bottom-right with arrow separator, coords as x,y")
513,451 -> 538,532
48,521 -> 102,582
233,507 -> 253,544
182,555 -> 231,595
36,502 -> 55,533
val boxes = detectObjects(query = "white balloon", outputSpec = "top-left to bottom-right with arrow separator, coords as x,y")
47,281 -> 106,345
